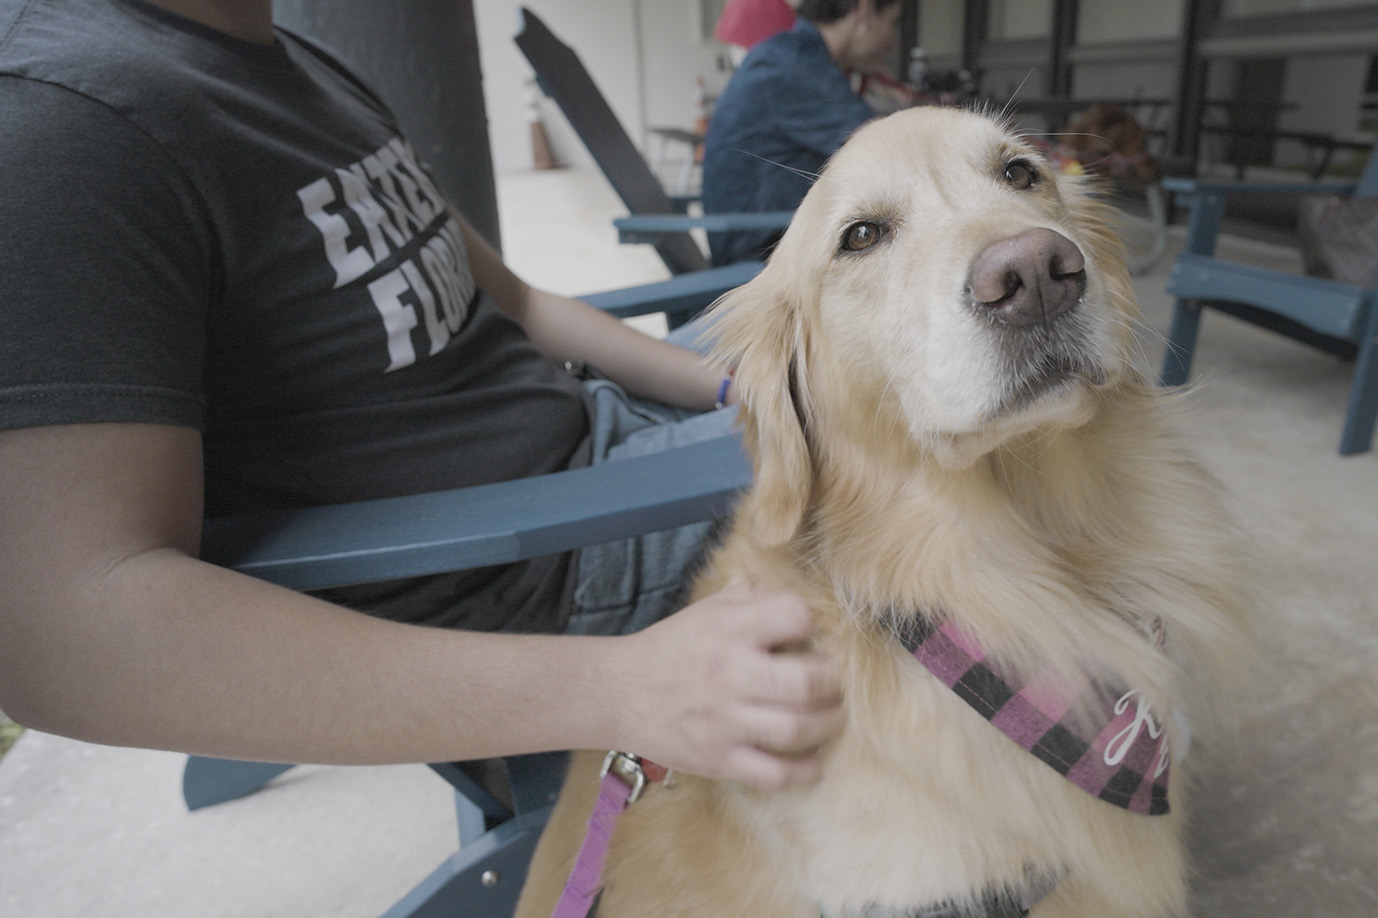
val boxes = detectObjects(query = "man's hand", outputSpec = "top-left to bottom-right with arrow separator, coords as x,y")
611,584 -> 844,790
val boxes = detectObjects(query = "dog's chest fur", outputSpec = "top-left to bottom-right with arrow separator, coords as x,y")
538,413 -> 1235,918
677,415 -> 1221,917
716,623 -> 1183,917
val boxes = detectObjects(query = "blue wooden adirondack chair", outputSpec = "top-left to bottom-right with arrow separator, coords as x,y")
514,8 -> 791,296
182,276 -> 754,917
1159,146 -> 1378,455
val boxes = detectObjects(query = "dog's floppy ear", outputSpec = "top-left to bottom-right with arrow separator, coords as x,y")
707,268 -> 814,547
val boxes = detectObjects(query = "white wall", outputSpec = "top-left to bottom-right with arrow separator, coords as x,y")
474,0 -> 732,174
1280,53 -> 1369,136
1200,53 -> 1371,173
917,0 -> 965,60
1277,53 -> 1370,171
1077,0 -> 1183,43
987,0 -> 1052,40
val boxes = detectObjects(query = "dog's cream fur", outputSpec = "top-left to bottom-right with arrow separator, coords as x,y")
516,107 -> 1251,918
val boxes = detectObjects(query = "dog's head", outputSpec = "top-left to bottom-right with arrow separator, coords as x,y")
709,106 -> 1144,543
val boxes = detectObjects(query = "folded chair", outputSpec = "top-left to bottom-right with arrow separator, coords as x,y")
1159,145 -> 1378,455
514,7 -> 790,293
182,277 -> 753,918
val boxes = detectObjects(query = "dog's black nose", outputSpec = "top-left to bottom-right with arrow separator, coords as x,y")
968,229 -> 1087,326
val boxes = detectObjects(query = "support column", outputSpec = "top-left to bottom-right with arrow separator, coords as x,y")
1048,0 -> 1078,131
273,0 -> 502,250
1170,0 -> 1219,170
962,0 -> 990,85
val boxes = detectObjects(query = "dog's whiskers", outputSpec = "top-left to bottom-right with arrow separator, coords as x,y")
1125,320 -> 1161,377
1030,131 -> 1112,143
1107,288 -> 1164,375
875,370 -> 907,443
996,61 -> 1045,125
998,421 -> 1062,475
732,148 -> 822,183
994,442 -> 1045,477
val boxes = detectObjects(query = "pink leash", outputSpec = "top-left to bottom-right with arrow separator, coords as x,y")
551,751 -> 668,918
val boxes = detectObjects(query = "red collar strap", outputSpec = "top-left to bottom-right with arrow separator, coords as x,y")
550,751 -> 669,918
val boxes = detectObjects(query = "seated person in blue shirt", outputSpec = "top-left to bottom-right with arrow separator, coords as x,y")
702,0 -> 901,265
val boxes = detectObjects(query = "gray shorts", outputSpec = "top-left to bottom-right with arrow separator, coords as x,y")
563,378 -> 738,637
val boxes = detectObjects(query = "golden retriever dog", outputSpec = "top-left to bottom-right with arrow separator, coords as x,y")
516,106 -> 1250,918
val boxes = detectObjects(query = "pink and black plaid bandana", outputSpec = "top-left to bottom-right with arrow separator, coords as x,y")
894,616 -> 1171,815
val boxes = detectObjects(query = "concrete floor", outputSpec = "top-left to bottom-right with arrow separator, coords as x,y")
2,166 -> 1376,917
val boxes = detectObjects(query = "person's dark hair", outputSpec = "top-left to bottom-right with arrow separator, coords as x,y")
796,0 -> 899,24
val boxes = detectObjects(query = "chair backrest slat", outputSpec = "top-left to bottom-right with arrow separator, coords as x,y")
516,8 -> 711,275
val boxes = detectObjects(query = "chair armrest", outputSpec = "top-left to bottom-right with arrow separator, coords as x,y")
1162,176 -> 1357,198
201,434 -> 751,591
1165,176 -> 1363,256
580,262 -> 762,319
615,211 -> 794,244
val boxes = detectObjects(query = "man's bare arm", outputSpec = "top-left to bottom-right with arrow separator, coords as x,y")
0,423 -> 835,787
459,216 -> 735,410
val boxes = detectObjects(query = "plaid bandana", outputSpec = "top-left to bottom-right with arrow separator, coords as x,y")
893,616 -> 1171,815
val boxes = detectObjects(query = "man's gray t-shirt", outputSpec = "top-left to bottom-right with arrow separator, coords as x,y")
0,0 -> 591,631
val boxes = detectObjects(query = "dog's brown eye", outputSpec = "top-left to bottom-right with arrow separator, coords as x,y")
1003,160 -> 1039,190
841,221 -> 884,252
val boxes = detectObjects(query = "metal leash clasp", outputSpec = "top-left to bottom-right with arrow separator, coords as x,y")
600,750 -> 648,804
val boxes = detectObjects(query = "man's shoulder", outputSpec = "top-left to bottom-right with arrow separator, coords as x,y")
1,0 -> 202,118
1,0 -> 394,183
0,0 -> 169,172
753,20 -> 824,57
738,20 -> 832,83
0,0 -> 355,120
3,0 -> 148,70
